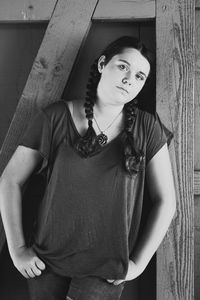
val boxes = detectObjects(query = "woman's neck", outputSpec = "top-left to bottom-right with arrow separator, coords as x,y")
94,100 -> 124,120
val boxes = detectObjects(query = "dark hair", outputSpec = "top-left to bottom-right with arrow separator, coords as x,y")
75,36 -> 154,175
99,36 -> 154,78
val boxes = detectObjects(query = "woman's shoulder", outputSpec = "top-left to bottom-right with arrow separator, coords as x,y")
135,107 -> 158,128
41,99 -> 68,118
39,99 -> 76,127
136,107 -> 173,146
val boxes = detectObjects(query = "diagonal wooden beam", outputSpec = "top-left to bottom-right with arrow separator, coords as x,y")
0,0 -> 98,252
156,0 -> 195,299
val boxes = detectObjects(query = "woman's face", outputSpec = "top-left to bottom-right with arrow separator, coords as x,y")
97,47 -> 151,106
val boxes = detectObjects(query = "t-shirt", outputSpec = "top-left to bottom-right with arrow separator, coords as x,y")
19,100 -> 170,280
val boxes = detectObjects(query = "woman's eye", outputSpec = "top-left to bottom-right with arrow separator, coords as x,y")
136,73 -> 145,81
118,64 -> 128,71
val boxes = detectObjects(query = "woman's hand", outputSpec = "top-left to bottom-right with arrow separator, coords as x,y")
106,259 -> 144,286
11,246 -> 46,279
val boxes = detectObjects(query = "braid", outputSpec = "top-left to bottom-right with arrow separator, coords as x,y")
75,59 -> 102,157
123,100 -> 145,176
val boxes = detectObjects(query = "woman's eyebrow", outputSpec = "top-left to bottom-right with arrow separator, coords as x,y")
118,59 -> 130,66
138,71 -> 147,78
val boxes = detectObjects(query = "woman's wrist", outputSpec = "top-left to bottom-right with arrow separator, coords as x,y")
9,243 -> 27,258
129,257 -> 147,273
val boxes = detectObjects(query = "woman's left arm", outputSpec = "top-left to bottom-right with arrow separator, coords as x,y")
131,142 -> 176,267
108,143 -> 176,285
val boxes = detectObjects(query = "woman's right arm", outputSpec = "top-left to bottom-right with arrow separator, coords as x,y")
0,145 -> 46,278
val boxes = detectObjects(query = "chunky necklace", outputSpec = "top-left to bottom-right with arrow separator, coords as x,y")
93,110 -> 122,146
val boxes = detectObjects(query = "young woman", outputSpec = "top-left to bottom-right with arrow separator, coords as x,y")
0,36 -> 176,300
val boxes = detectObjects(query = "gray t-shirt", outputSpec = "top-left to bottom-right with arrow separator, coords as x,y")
19,100 -> 169,280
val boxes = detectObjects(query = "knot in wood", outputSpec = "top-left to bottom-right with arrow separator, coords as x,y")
53,63 -> 63,76
39,57 -> 48,69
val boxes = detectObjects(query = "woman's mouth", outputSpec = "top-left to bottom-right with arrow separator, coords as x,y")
116,86 -> 128,94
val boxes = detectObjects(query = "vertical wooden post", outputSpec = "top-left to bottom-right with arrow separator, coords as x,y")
156,0 -> 195,299
194,3 -> 200,299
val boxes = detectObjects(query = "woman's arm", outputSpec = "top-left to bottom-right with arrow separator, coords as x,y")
0,145 -> 46,278
108,143 -> 176,285
130,143 -> 176,269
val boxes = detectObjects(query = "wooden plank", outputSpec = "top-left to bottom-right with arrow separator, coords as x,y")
0,0 -> 57,22
194,171 -> 200,195
194,196 -> 200,298
0,0 -> 98,252
194,8 -> 200,299
156,0 -> 195,299
196,0 -> 200,9
93,0 -> 155,20
195,10 -> 200,170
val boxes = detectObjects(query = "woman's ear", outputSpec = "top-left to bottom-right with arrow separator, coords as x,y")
98,55 -> 106,73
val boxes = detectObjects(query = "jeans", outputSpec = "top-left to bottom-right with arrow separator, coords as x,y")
27,269 -> 126,300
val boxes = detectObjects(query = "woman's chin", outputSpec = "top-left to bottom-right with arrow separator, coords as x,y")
115,95 -> 131,105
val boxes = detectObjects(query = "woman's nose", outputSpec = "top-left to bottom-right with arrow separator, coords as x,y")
122,77 -> 131,85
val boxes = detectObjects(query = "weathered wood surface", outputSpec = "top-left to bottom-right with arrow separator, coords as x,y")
194,171 -> 200,195
93,0 -> 155,20
0,0 -> 57,22
195,8 -> 200,172
194,197 -> 200,299
196,0 -> 200,9
0,0 -> 98,252
156,0 -> 194,299
194,7 -> 200,299
0,24 -> 47,148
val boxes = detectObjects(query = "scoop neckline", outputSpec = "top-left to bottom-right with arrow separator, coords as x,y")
64,101 -> 125,149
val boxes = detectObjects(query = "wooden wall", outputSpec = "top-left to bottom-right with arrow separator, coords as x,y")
194,4 -> 200,299
156,0 -> 195,299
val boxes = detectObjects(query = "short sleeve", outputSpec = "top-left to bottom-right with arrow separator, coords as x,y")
19,109 -> 51,173
146,112 -> 173,165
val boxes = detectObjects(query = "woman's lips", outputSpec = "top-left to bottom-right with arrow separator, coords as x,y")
116,86 -> 128,94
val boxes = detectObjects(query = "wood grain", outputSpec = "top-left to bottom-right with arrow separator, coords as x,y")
195,9 -> 200,171
0,0 -> 57,22
194,171 -> 200,195
196,0 -> 200,9
93,0 -> 155,20
156,0 -> 195,299
194,7 -> 200,299
0,0 -> 98,252
194,195 -> 200,299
